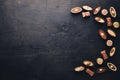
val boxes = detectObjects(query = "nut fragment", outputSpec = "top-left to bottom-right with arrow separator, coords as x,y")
71,7 -> 82,14
107,62 -> 117,71
96,58 -> 103,65
107,29 -> 116,37
83,60 -> 94,67
85,68 -> 95,77
106,40 -> 113,47
82,12 -> 90,18
96,67 -> 106,73
82,5 -> 93,11
74,66 -> 85,72
93,6 -> 101,15
110,47 -> 116,57
113,22 -> 120,28
110,6 -> 117,18
101,50 -> 108,60
106,17 -> 112,26
98,29 -> 107,40
95,17 -> 105,23
101,9 -> 108,16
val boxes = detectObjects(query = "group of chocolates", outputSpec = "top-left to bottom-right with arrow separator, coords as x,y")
71,5 -> 119,77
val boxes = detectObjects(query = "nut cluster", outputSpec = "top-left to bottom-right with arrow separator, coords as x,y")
71,5 -> 119,77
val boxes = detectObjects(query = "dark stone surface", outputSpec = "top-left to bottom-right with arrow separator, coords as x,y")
0,0 -> 120,80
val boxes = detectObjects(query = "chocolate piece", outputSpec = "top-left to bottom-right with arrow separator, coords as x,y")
85,68 -> 95,77
82,12 -> 90,18
96,58 -> 103,65
100,50 -> 108,60
106,17 -> 112,26
113,22 -> 120,28
101,9 -> 108,16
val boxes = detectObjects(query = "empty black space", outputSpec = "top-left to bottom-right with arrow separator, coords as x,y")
0,0 -> 120,80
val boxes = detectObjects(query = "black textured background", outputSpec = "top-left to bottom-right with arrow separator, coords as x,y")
0,0 -> 120,80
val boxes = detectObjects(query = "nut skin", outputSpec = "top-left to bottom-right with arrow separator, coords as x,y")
110,47 -> 116,57
110,6 -> 117,18
107,29 -> 116,37
71,7 -> 82,14
83,60 -> 94,67
106,17 -> 112,26
85,68 -> 95,77
101,50 -> 108,60
96,67 -> 106,73
107,62 -> 117,71
93,6 -> 101,15
99,29 -> 107,40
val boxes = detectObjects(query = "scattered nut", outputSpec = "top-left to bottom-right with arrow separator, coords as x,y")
71,7 -> 82,14
93,6 -> 101,15
110,6 -> 117,18
107,62 -> 117,71
85,68 -> 95,77
98,29 -> 107,40
106,40 -> 113,47
110,47 -> 116,57
95,17 -> 105,23
96,58 -> 103,65
74,66 -> 85,72
83,60 -> 94,67
113,22 -> 120,28
82,5 -> 93,11
101,9 -> 108,16
96,67 -> 106,73
107,29 -> 116,37
101,50 -> 108,60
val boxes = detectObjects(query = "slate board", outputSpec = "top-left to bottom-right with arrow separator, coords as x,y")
0,0 -> 120,80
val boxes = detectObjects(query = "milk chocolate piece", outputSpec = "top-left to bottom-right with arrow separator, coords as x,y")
106,17 -> 112,26
99,29 -> 107,40
85,68 -> 95,77
101,50 -> 108,60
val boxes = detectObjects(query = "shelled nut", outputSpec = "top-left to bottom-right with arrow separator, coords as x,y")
106,40 -> 113,47
71,7 -> 82,14
96,67 -> 106,73
110,47 -> 116,57
107,29 -> 116,37
96,58 -> 103,65
107,62 -> 117,71
98,29 -> 107,40
83,60 -> 94,67
82,5 -> 93,11
74,66 -> 85,72
93,6 -> 101,15
110,6 -> 117,18
95,17 -> 105,23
